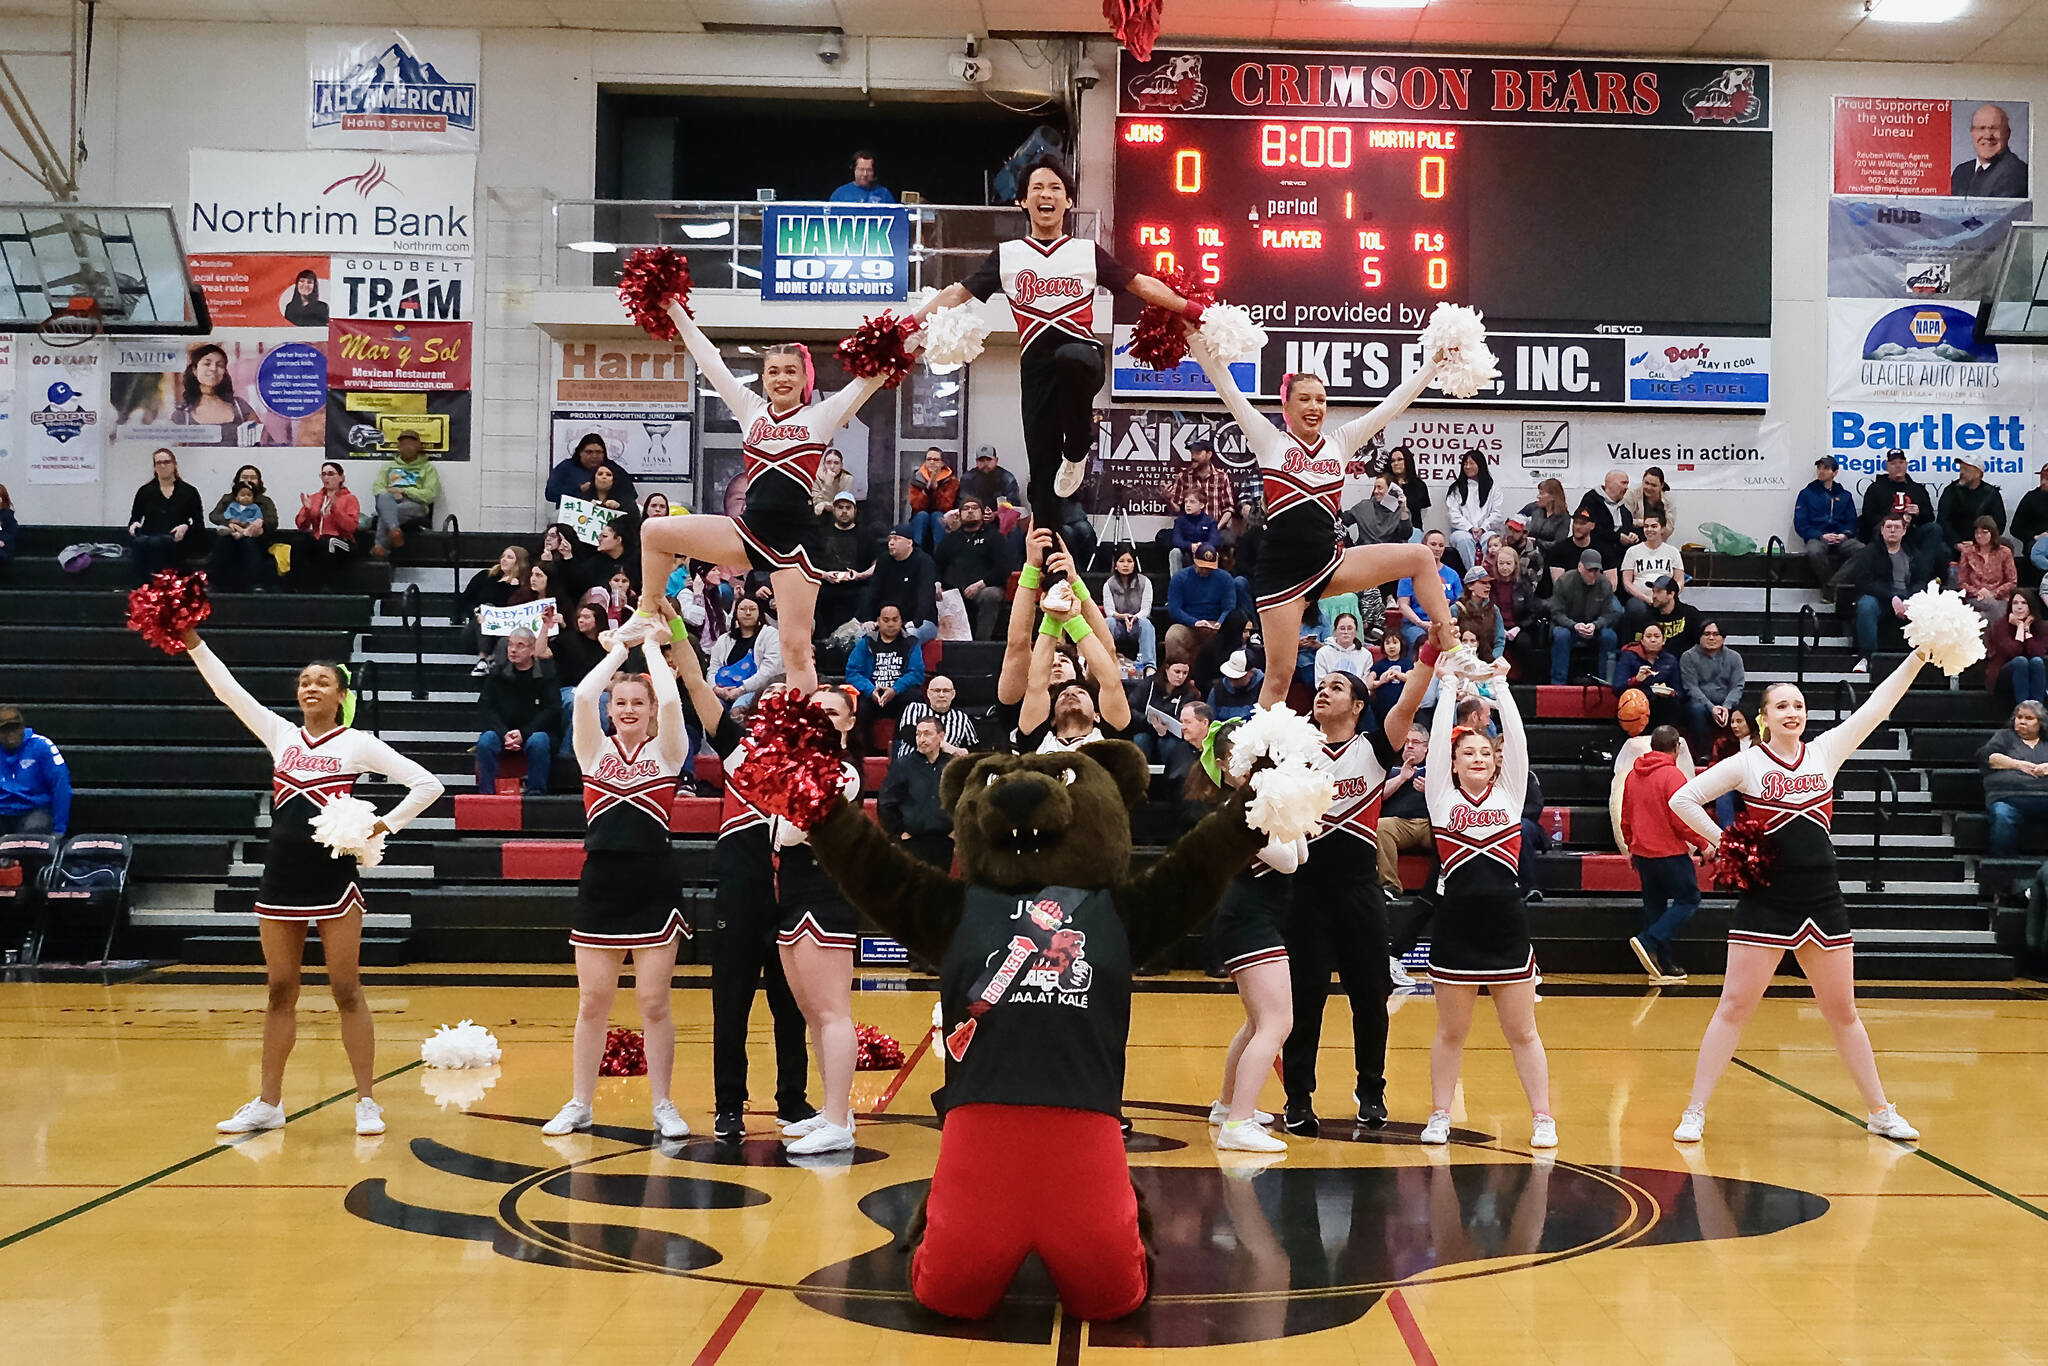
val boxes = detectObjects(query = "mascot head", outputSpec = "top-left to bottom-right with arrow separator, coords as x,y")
940,741 -> 1150,892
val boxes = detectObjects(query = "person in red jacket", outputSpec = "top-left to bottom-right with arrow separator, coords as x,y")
294,461 -> 362,589
1621,724 -> 1710,983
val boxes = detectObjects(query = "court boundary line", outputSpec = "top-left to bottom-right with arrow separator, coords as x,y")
0,1060 -> 424,1253
689,1287 -> 762,1366
1731,1056 -> 2048,1224
1387,1288 -> 1441,1365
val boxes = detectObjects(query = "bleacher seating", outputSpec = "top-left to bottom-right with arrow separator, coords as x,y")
0,521 -> 2029,977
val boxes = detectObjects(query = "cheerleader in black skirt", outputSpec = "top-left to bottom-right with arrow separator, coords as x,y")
1666,652 -> 1928,1144
185,630 -> 443,1139
540,638 -> 694,1140
1422,659 -> 1555,1149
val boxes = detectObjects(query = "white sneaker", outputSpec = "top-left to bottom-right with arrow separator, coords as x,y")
1216,1119 -> 1287,1153
781,1112 -> 830,1138
652,1099 -> 691,1140
1530,1113 -> 1558,1149
1628,935 -> 1661,980
1867,1103 -> 1919,1141
354,1098 -> 386,1137
1673,1104 -> 1707,1143
540,1099 -> 593,1136
1389,956 -> 1418,988
786,1119 -> 856,1155
1208,1100 -> 1274,1126
1419,1110 -> 1452,1145
470,658 -> 491,677
216,1099 -> 287,1134
1852,657 -> 1870,674
1054,456 -> 1090,499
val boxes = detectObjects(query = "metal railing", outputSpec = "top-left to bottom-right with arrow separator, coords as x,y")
1867,767 -> 1902,893
1794,604 -> 1819,689
441,514 -> 463,620
401,583 -> 427,701
1761,535 -> 1785,643
545,198 -> 1100,297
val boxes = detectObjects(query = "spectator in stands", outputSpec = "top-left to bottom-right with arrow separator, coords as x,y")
0,483 -> 13,573
895,674 -> 978,757
1376,729 -> 1434,899
292,462 -> 359,589
867,523 -> 939,644
1958,515 -> 2019,622
1620,512 -> 1684,631
1385,446 -> 1429,541
933,494 -> 1010,640
553,601 -> 611,750
1445,449 -> 1505,571
1209,650 -> 1263,721
476,627 -> 558,795
1550,549 -> 1622,683
1169,492 -> 1219,573
847,604 -> 927,752
370,431 -> 440,558
809,448 -> 855,515
2013,464 -> 2048,573
573,521 -> 637,599
584,464 -> 628,515
906,447 -> 958,551
878,716 -> 953,867
829,148 -> 896,204
1128,660 -> 1200,760
1857,448 -> 1938,557
1164,542 -> 1239,667
812,491 -> 879,637
1547,506 -> 1614,587
1709,710 -> 1752,828
1368,629 -> 1415,731
462,546 -> 532,676
1103,546 -> 1157,675
1496,516 -> 1547,598
1679,619 -> 1745,747
538,522 -> 584,588
0,706 -> 68,839
545,432 -> 638,511
1344,472 -> 1413,547
641,492 -> 670,520
1627,465 -> 1679,538
1158,435 -> 1236,532
589,571 -> 637,627
1492,544 -> 1540,669
1520,478 -> 1571,554
708,596 -> 783,713
1622,723 -> 1709,983
1395,530 -> 1465,647
1576,469 -> 1639,563
1793,454 -> 1861,601
207,469 -> 278,592
1628,576 -> 1697,655
1849,510 -> 1943,672
964,444 -> 1022,512
125,448 -> 204,581
1981,701 -> 2048,855
1315,611 -> 1371,685
672,562 -> 731,652
1986,590 -> 2047,703
1452,567 -> 1502,660
1938,457 -> 2011,556
1615,622 -> 1682,730
1220,497 -> 1263,580
530,562 -> 576,623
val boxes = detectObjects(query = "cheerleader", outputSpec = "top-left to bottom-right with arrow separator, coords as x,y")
1666,654 -> 1928,1143
539,638 -> 694,1139
772,686 -> 866,1155
625,301 -> 893,694
183,630 -> 443,1138
1185,327 -> 1460,707
1421,659 -> 1555,1149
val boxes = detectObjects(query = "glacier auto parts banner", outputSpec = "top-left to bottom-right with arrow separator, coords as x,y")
1828,299 -> 2032,406
308,29 -> 480,152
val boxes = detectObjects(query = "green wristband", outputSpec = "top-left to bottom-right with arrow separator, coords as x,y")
1019,565 -> 1043,592
1068,576 -> 1091,605
1063,618 -> 1094,644
1038,614 -> 1063,638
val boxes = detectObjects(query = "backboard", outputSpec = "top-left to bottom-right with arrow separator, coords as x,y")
0,204 -> 210,335
1977,220 -> 2048,343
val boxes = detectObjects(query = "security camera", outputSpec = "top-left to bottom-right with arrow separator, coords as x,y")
949,37 -> 992,84
1074,55 -> 1101,92
817,29 -> 844,65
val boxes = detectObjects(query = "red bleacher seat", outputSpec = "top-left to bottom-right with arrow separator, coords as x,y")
921,639 -> 943,672
861,755 -> 889,790
1535,685 -> 1618,720
502,840 -> 585,881
455,794 -> 523,831
695,754 -> 723,785
1578,853 -> 1640,892
670,797 -> 721,833
1396,854 -> 1431,890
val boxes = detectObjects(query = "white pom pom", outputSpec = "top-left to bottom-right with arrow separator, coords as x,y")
1902,581 -> 1987,676
1246,757 -> 1337,845
420,1063 -> 501,1111
310,795 -> 387,869
1418,303 -> 1500,400
918,302 -> 992,374
1197,303 -> 1267,365
1224,704 -> 1325,782
420,1019 -> 502,1069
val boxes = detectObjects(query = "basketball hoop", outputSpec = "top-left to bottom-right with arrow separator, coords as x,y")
38,296 -> 104,348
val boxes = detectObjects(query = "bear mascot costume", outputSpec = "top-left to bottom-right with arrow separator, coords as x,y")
738,706 -> 1315,1323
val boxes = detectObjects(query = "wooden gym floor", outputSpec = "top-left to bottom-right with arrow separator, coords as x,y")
3,965 -> 2046,1365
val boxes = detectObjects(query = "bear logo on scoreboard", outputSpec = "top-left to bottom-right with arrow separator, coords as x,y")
1681,67 -> 1762,126
1129,53 -> 1209,113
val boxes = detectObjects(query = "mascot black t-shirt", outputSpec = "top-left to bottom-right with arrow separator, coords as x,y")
936,884 -> 1131,1118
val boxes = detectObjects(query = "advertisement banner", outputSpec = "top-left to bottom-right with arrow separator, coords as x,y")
0,334 -> 13,469
110,334 -> 327,449
187,255 -> 335,329
1826,405 -> 2031,508
326,389 -> 470,462
331,255 -> 470,320
1825,195 -> 2030,300
759,205 -> 909,302
1828,298 -> 2031,406
187,149 -> 476,257
550,412 -> 691,481
1625,335 -> 1772,405
1832,97 -> 2031,198
328,318 -> 471,391
21,337 -> 104,485
548,339 -> 694,481
307,29 -> 480,152
558,494 -> 624,545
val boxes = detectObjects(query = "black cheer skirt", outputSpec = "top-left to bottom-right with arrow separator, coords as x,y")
775,845 -> 857,950
1729,862 -> 1853,951
733,473 -> 825,583
1251,505 -> 1344,612
1427,893 -> 1538,986
573,848 -> 689,951
1211,871 -> 1289,974
256,837 -> 364,922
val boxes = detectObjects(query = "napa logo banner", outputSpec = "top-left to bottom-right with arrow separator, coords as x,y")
760,205 -> 909,302
308,29 -> 481,152
1827,298 -> 2031,406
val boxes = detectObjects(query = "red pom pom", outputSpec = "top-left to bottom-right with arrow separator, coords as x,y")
1128,265 -> 1215,372
836,312 -> 918,390
854,1023 -> 904,1071
729,690 -> 848,830
1710,816 -> 1776,892
617,247 -> 693,340
1102,0 -> 1164,60
125,570 -> 212,655
599,1025 -> 647,1077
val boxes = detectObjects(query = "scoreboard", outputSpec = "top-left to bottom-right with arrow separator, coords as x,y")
1111,49 -> 1774,408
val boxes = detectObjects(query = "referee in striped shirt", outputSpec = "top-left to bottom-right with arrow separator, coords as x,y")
894,674 -> 978,757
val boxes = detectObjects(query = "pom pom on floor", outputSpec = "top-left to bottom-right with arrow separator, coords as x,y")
1418,303 -> 1501,399
917,300 -> 991,373
601,1026 -> 646,1077
1903,581 -> 1987,676
837,311 -> 919,389
1246,758 -> 1337,845
310,795 -> 387,868
1711,817 -> 1776,892
420,1020 -> 503,1069
730,691 -> 847,830
617,246 -> 693,340
420,1063 -> 500,1111
1225,704 -> 1326,782
1197,303 -> 1266,365
855,1023 -> 904,1070
1128,266 -> 1215,371
125,570 -> 212,655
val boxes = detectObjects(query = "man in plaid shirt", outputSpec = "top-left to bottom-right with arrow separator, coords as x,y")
1158,436 -> 1237,522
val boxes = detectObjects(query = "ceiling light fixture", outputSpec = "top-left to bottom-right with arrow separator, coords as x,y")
1865,0 -> 1967,22
1345,0 -> 1429,8
566,240 -> 616,254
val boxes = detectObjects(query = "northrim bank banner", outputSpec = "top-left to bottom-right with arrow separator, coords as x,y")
187,150 -> 476,257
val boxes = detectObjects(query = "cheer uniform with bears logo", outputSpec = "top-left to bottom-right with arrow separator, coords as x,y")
773,757 -> 865,951
190,642 -> 441,921
571,648 -> 690,950
666,307 -> 888,581
1425,681 -> 1537,985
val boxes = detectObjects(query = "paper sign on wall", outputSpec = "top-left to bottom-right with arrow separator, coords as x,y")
21,337 -> 104,485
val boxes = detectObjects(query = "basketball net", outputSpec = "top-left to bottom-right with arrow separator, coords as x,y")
37,296 -> 104,349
